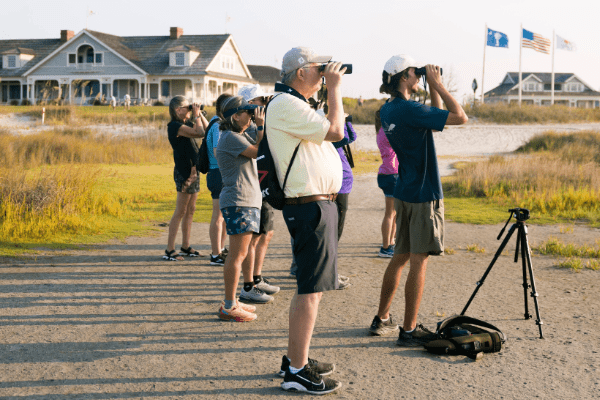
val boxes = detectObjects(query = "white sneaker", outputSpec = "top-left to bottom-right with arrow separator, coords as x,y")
255,278 -> 280,295
239,286 -> 274,304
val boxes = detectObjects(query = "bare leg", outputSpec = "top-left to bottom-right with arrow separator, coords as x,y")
167,191 -> 192,259
403,253 -> 429,331
180,192 -> 198,249
288,291 -> 323,369
223,232 -> 253,302
381,197 -> 397,248
242,235 -> 258,283
209,199 -> 224,255
376,252 -> 410,319
253,230 -> 274,276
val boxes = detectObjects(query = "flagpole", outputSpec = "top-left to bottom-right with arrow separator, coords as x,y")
551,29 -> 555,105
482,24 -> 487,104
519,24 -> 522,107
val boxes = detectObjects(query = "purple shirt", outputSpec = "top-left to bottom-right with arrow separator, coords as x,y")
377,127 -> 398,175
333,122 -> 357,194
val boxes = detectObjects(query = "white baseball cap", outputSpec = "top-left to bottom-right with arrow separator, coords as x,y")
281,47 -> 331,75
238,84 -> 268,102
383,54 -> 424,77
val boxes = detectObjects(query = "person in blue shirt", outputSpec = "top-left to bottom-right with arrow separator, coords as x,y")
205,94 -> 232,266
368,55 -> 468,345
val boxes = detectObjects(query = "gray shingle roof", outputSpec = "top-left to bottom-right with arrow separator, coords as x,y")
247,65 -> 281,83
0,39 -> 62,78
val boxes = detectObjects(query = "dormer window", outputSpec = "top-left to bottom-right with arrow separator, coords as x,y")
7,55 -> 16,68
175,52 -> 185,66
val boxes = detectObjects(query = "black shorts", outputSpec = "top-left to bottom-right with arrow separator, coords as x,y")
257,200 -> 275,234
206,168 -> 223,200
283,201 -> 338,294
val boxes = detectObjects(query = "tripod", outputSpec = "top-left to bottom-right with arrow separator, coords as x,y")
461,208 -> 544,339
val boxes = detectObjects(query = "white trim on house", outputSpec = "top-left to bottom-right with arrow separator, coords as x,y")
206,36 -> 253,79
24,30 -> 147,77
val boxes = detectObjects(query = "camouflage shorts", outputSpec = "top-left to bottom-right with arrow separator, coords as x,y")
174,168 -> 200,194
221,206 -> 261,235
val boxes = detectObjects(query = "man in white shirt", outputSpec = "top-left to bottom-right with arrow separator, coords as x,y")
267,47 -> 347,395
124,93 -> 131,110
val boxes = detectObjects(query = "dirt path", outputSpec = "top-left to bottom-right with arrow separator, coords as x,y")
1,174 -> 599,399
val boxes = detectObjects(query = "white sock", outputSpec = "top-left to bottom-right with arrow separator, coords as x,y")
405,327 -> 415,333
289,365 -> 302,374
381,317 -> 389,322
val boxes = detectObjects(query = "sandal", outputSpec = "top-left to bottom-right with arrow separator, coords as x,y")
163,249 -> 183,261
180,247 -> 202,257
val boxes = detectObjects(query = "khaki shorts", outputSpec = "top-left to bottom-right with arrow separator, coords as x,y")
394,199 -> 444,256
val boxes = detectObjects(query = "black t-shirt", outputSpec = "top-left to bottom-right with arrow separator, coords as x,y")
167,120 -> 200,179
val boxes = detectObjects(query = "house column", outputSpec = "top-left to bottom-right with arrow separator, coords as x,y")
30,80 -> 36,104
69,80 -> 73,105
138,80 -> 142,102
20,81 -> 24,104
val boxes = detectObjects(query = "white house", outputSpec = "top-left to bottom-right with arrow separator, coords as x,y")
485,72 -> 600,108
0,28 -> 278,106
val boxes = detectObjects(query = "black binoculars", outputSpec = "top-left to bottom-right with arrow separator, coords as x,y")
187,104 -> 205,111
319,63 -> 353,74
414,67 -> 443,76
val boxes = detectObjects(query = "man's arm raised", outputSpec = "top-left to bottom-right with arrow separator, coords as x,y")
425,64 -> 468,126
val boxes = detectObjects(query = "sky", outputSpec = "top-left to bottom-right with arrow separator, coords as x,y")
2,0 -> 600,102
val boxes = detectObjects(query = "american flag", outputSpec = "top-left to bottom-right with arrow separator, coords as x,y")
522,29 -> 551,54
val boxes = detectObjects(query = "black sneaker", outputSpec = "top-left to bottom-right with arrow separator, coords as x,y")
396,323 -> 437,347
368,315 -> 400,336
277,355 -> 335,378
281,364 -> 342,395
210,254 -> 225,266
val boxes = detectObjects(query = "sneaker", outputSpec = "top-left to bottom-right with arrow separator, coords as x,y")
255,277 -> 280,295
368,315 -> 400,336
239,286 -> 274,304
210,254 -> 225,266
278,355 -> 335,378
220,300 -> 256,313
336,276 -> 351,290
281,364 -> 342,395
218,303 -> 257,322
378,246 -> 394,258
396,324 -> 437,347
221,247 -> 229,256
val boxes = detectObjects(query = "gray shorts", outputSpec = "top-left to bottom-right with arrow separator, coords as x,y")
394,198 -> 444,255
283,201 -> 338,294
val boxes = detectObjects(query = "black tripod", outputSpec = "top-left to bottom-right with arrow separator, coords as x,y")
461,208 -> 544,339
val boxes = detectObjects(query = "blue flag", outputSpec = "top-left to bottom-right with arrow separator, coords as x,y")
487,28 -> 509,48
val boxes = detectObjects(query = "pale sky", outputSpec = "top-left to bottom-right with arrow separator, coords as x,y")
2,0 -> 599,101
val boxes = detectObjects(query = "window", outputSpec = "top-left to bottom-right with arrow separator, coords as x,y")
95,53 -> 103,64
175,52 -> 185,66
523,83 -> 537,92
567,83 -> 581,92
221,56 -> 234,70
8,55 -> 16,68
68,54 -> 76,65
161,81 -> 170,97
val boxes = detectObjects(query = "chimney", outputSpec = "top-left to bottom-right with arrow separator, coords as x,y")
170,27 -> 183,40
61,30 -> 74,42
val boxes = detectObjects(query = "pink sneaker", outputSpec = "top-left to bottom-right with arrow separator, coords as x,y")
218,303 -> 257,322
220,300 -> 256,313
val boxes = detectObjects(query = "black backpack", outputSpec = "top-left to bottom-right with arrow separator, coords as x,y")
197,118 -> 219,174
424,315 -> 506,360
256,94 -> 300,210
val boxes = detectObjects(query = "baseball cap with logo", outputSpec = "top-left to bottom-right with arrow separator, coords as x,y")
383,54 -> 424,77
281,47 -> 332,76
238,84 -> 268,102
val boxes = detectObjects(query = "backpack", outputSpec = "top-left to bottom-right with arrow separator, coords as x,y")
424,315 -> 506,360
197,118 -> 219,174
257,130 -> 300,210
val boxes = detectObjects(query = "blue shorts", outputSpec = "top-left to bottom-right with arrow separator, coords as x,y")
206,168 -> 223,200
221,206 -> 260,235
377,174 -> 398,198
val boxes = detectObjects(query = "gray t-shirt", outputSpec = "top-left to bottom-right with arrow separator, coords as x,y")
216,129 -> 262,209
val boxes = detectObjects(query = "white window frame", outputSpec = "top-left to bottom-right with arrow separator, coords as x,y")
221,55 -> 234,70
523,82 -> 537,92
7,55 -> 17,69
175,52 -> 185,66
567,83 -> 581,92
67,53 -> 77,66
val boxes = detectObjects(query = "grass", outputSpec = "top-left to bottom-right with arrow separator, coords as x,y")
466,244 -> 486,254
443,131 -> 600,227
557,258 -> 600,271
464,103 -> 600,124
536,237 -> 600,258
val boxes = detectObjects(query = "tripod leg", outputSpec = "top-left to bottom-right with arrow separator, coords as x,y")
461,223 -> 518,315
518,226 -> 532,320
522,224 -> 544,339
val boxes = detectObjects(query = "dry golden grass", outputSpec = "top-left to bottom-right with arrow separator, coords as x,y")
464,103 -> 600,124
